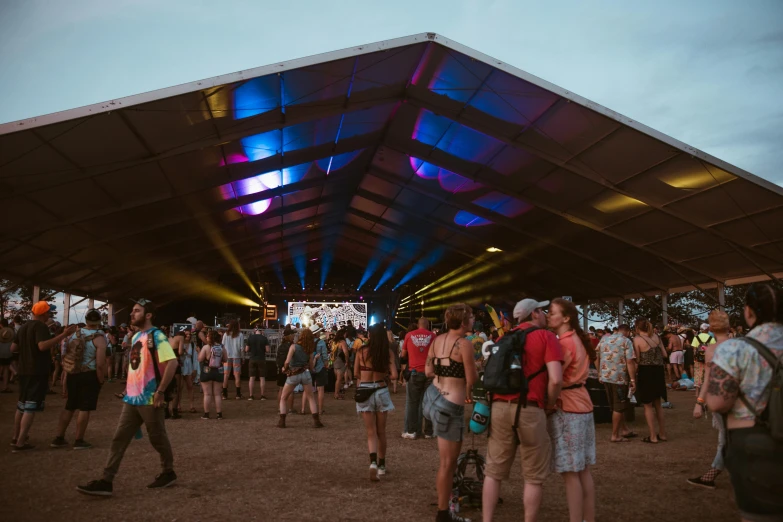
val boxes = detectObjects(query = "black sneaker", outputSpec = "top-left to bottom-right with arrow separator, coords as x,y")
222,389 -> 228,400
247,396 -> 255,401
50,436 -> 69,449
73,439 -> 93,450
259,395 -> 267,401
147,471 -> 177,489
216,413 -> 223,420
77,479 -> 113,497
687,477 -> 716,489
201,413 -> 210,420
12,443 -> 35,453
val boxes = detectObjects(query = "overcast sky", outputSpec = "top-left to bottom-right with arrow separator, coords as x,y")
1,0 -> 781,188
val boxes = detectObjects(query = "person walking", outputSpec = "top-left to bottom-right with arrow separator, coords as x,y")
10,301 -> 77,452
482,298 -> 563,522
221,320 -> 244,400
355,323 -> 398,481
51,309 -> 107,450
692,323 -> 716,390
707,282 -> 783,520
76,299 -> 179,496
199,330 -> 226,419
401,317 -> 436,440
245,325 -> 269,401
633,318 -> 668,443
310,325 -> 329,415
173,331 -> 197,413
546,298 -> 596,522
689,309 -> 730,489
332,329 -> 350,400
597,324 -> 637,442
277,328 -> 324,429
423,304 -> 478,522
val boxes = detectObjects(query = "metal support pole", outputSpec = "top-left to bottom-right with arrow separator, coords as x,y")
88,298 -> 95,310
63,293 -> 71,326
32,285 -> 40,303
108,303 -> 115,326
717,283 -> 725,311
618,299 -> 625,325
582,303 -> 589,332
661,294 -> 668,327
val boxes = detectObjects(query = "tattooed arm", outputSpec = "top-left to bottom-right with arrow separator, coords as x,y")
705,364 -> 740,413
425,343 -> 435,379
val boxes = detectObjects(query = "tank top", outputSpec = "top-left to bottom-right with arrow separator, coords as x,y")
290,344 -> 309,369
638,336 -> 664,366
208,345 -> 224,368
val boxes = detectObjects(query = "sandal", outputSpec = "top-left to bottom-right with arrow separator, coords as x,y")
657,434 -> 668,442
610,438 -> 632,443
189,408 -> 197,413
622,432 -> 638,438
642,437 -> 658,444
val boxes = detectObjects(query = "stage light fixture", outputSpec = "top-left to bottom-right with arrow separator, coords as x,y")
486,246 -> 502,253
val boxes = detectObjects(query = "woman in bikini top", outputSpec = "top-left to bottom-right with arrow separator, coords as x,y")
426,313 -> 478,406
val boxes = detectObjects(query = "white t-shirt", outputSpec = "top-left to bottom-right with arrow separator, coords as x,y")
222,332 -> 245,359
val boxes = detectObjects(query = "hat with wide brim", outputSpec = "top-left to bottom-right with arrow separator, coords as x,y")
0,327 -> 13,343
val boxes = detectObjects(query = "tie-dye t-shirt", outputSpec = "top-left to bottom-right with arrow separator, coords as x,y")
124,328 -> 177,406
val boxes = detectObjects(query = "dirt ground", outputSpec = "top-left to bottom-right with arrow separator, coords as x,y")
1,381 -> 739,522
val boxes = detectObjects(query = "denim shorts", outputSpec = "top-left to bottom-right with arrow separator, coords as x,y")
423,384 -> 465,442
286,370 -> 312,387
356,382 -> 395,413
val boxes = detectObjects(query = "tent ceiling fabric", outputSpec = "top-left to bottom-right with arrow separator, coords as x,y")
2,32 -> 782,304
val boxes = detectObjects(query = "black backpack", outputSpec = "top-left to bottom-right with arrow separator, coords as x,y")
482,326 -> 545,428
453,449 -> 486,509
741,337 -> 783,443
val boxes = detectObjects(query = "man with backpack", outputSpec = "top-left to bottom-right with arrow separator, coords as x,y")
401,317 -> 436,439
77,299 -> 179,496
481,298 -> 563,522
706,283 -> 783,520
10,301 -> 77,452
51,309 -> 107,450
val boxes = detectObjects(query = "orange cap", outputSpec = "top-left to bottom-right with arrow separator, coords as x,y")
31,301 -> 51,316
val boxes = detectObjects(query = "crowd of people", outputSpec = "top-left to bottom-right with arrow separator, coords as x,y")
1,282 -> 781,522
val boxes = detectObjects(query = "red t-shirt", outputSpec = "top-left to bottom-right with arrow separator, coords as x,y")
403,329 -> 436,372
493,323 -> 564,408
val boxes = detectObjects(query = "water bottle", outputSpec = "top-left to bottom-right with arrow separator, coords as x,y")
450,487 -> 460,513
134,427 -> 143,440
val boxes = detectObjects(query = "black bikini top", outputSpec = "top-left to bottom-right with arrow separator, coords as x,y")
433,336 -> 466,380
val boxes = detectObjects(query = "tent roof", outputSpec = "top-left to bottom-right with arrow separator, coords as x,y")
2,32 -> 782,305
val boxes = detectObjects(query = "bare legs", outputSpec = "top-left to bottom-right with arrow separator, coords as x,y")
361,411 -> 388,457
316,385 -> 325,414
333,370 -> 344,399
248,376 -> 266,398
279,383 -> 295,415
14,410 -> 35,447
182,374 -> 194,411
610,411 -> 633,441
56,409 -> 92,440
0,365 -> 10,391
212,381 -> 222,413
643,399 -> 666,442
563,467 -> 596,522
436,437 -> 462,510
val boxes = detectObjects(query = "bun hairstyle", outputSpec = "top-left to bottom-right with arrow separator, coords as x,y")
208,330 -> 221,344
745,282 -> 783,326
551,298 -> 596,363
708,309 -> 730,334
445,303 -> 473,331
634,318 -> 652,335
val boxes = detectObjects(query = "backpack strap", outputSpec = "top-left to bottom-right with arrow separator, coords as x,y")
737,337 -> 782,421
146,328 -> 163,389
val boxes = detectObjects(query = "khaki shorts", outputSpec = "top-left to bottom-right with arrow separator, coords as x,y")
603,382 -> 629,413
485,401 -> 551,485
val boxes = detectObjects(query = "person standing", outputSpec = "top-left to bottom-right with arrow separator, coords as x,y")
706,283 -> 783,520
597,324 -> 637,442
51,309 -> 107,450
199,331 -> 226,419
10,302 -> 77,452
310,326 -> 329,415
277,328 -> 323,429
667,329 -> 684,381
546,299 -> 596,522
245,325 -> 269,401
633,318 -> 668,444
172,331 -> 197,413
689,309 -> 730,489
0,326 -> 14,393
401,317 -> 436,440
482,298 -> 563,522
355,323 -> 397,481
332,329 -> 350,399
76,299 -> 179,496
222,320 -> 244,400
423,304 -> 478,522
692,323 -> 716,390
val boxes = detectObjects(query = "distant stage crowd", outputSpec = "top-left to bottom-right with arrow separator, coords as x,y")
1,283 -> 782,522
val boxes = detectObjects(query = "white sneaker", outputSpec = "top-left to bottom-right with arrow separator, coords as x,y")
401,432 -> 417,440
424,434 -> 435,439
377,465 -> 386,476
369,462 -> 379,482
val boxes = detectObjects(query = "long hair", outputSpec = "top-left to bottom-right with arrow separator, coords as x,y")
445,303 -> 472,331
363,323 -> 391,373
745,282 -> 783,327
551,298 -> 596,363
634,318 -> 652,336
227,319 -> 239,338
298,328 -> 315,356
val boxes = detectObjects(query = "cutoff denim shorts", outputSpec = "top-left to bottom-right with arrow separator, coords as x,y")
423,384 -> 465,442
285,370 -> 312,387
355,382 -> 395,413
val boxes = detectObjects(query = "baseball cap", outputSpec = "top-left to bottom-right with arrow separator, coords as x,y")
310,324 -> 323,335
85,308 -> 102,325
31,301 -> 51,316
513,298 -> 549,321
700,323 -> 710,331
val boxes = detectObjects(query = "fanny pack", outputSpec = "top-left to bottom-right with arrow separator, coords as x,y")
286,367 -> 306,377
355,382 -> 385,402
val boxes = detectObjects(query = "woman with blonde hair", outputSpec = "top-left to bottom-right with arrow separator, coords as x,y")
423,303 -> 478,522
546,298 -> 596,522
221,320 -> 244,400
633,318 -> 668,443
277,328 -> 324,429
688,309 -> 730,489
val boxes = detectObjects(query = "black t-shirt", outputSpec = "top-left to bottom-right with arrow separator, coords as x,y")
276,341 -> 291,369
247,333 -> 269,362
15,320 -> 52,376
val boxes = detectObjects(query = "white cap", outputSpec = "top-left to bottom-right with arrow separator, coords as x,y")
513,298 -> 550,321
310,324 -> 323,335
700,323 -> 710,331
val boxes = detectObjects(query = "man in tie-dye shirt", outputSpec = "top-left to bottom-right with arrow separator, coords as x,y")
77,299 -> 179,497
